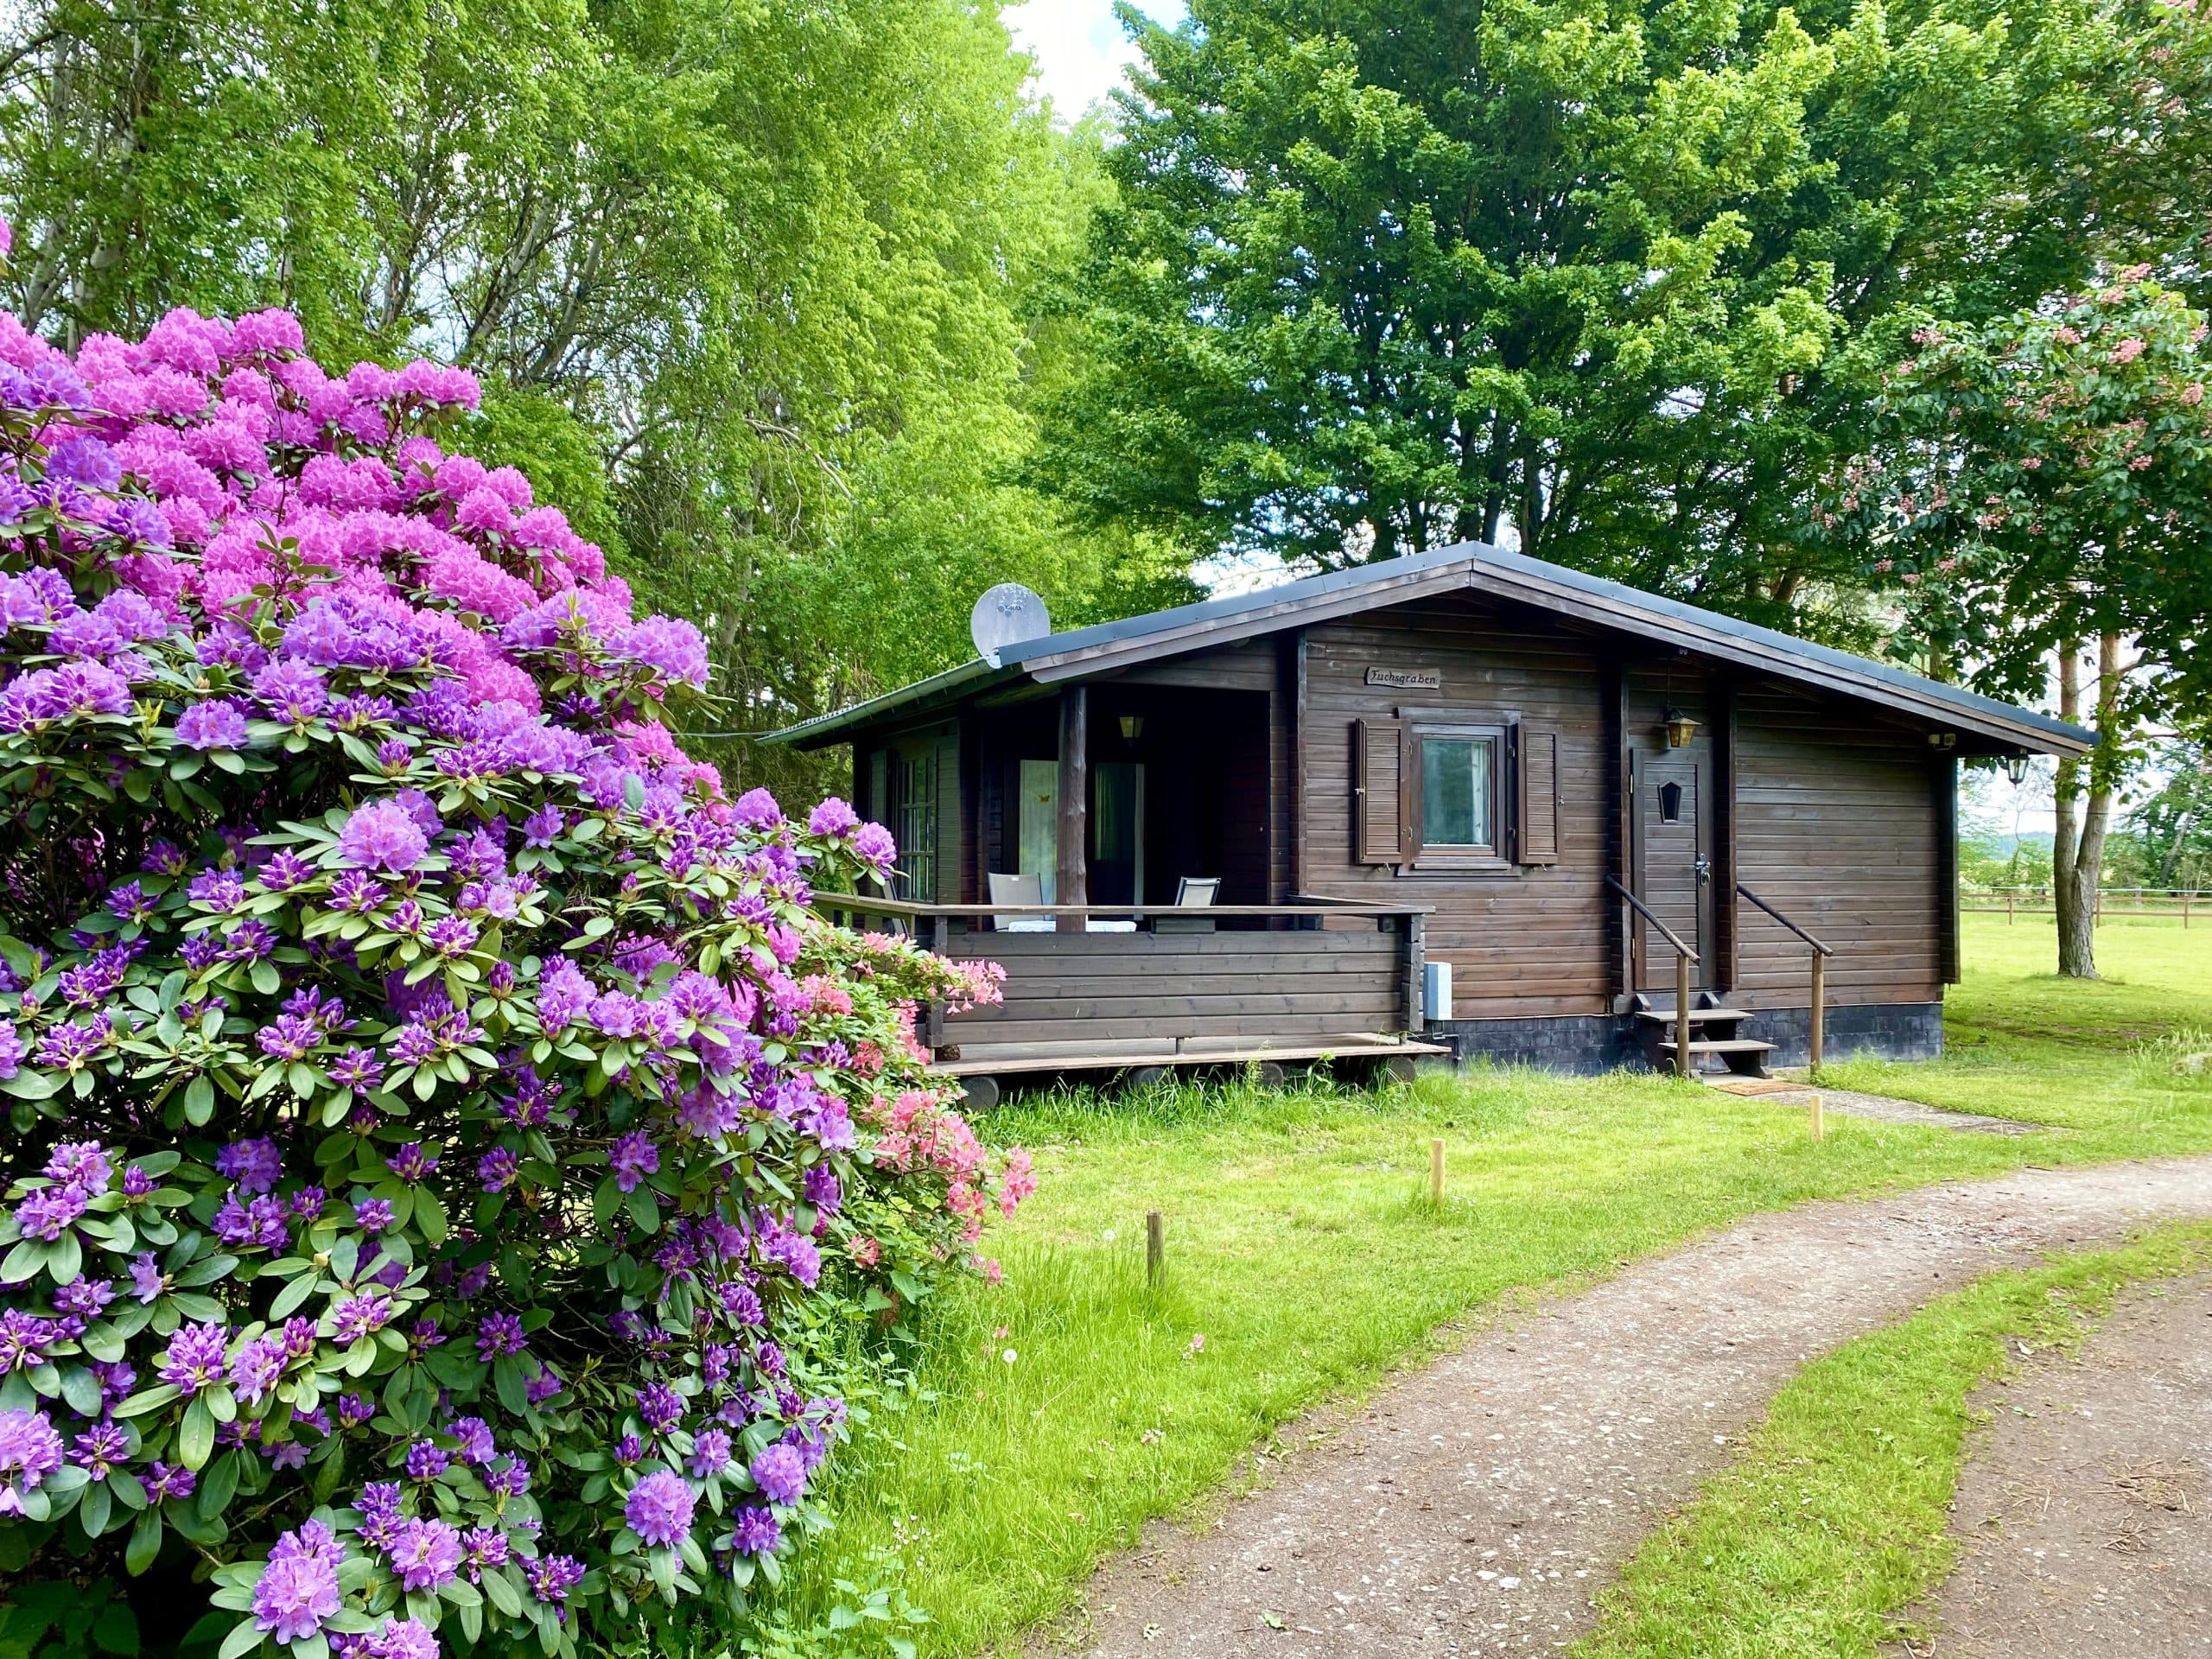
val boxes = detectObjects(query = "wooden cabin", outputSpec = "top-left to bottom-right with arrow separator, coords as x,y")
768,543 -> 2090,1091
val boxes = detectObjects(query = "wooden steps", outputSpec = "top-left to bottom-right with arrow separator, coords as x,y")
1656,1037 -> 1779,1058
1631,993 -> 1776,1078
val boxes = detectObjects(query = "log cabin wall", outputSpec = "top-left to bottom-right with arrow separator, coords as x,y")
1732,680 -> 1947,1007
1300,592 -> 1612,1021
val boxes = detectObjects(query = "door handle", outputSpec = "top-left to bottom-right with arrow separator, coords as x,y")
1694,855 -> 1713,885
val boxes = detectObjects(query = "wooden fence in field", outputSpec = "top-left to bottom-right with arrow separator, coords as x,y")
1965,887 -> 2212,926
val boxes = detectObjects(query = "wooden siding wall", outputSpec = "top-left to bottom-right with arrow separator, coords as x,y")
1301,594 -> 1612,1020
1732,683 -> 1946,1006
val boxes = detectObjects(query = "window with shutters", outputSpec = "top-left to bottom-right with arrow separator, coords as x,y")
1409,721 -> 1506,868
1355,716 -> 1561,872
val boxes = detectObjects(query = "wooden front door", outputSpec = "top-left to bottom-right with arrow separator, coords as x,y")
1631,747 -> 1713,993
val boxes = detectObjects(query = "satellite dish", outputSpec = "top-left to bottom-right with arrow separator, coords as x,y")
969,583 -> 1051,667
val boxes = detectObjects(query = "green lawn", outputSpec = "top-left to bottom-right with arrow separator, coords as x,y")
775,916 -> 2212,1656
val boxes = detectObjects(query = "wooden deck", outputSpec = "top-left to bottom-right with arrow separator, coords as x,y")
926,1033 -> 1449,1078
818,895 -> 1437,1082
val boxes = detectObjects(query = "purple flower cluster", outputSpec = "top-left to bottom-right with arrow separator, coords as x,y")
0,1408 -> 64,1515
0,283 -> 1033,1657
336,798 -> 429,873
252,1522 -> 344,1642
624,1469 -> 696,1548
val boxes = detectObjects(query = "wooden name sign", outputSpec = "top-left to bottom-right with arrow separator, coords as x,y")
1365,666 -> 1440,690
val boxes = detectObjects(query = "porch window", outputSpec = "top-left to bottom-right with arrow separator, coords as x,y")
890,752 -> 939,901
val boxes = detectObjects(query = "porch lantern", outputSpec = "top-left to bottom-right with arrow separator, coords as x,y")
1660,708 -> 1700,749
2005,753 -> 2031,785
1119,714 -> 1144,743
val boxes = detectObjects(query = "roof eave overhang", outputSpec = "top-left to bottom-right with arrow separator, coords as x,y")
760,658 -> 1020,750
1013,559 -> 2092,758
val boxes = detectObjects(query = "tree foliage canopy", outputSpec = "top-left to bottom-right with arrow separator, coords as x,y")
1034,0 -> 2166,629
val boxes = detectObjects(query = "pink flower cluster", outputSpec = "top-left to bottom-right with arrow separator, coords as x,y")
0,301 -> 706,719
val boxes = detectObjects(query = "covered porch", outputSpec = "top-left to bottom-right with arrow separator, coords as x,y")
964,680 -> 1276,919
819,893 -> 1445,1096
837,675 -> 1446,1090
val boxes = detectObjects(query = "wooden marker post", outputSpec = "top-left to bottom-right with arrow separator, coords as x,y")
1145,1211 -> 1164,1289
1808,1092 -> 1825,1142
1429,1138 -> 1445,1206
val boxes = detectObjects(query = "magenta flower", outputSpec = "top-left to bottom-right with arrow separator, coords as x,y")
624,1469 -> 696,1548
175,698 -> 250,749
336,798 -> 429,873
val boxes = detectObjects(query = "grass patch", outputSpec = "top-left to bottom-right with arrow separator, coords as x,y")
778,914 -> 2212,1656
1572,1222 -> 2212,1658
1826,914 -> 2212,1130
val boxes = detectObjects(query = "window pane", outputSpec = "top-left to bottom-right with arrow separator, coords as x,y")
1421,738 -> 1491,847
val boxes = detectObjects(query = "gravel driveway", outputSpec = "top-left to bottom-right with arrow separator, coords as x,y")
1906,1271 -> 2212,1656
1044,1157 -> 2212,1659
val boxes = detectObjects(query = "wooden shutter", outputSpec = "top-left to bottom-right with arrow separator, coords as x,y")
1353,718 -> 1409,864
1513,724 -> 1560,865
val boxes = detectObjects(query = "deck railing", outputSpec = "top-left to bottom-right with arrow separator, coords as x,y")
815,893 -> 1434,1054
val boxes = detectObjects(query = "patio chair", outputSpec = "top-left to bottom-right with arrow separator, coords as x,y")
1155,875 -> 1220,933
988,871 -> 1055,932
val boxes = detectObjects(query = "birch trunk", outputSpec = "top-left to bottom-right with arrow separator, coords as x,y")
2052,634 -> 2122,979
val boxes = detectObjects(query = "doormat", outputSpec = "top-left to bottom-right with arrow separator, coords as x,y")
1699,1076 -> 1804,1096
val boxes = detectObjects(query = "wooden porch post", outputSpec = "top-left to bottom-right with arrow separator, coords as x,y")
1057,686 -> 1088,934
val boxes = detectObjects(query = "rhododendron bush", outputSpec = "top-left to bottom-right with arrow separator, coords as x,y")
0,281 -> 1025,1659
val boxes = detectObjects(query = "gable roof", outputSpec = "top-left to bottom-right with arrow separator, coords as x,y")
767,541 -> 2094,754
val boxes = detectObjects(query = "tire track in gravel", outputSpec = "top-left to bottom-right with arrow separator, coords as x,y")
1042,1156 -> 2212,1659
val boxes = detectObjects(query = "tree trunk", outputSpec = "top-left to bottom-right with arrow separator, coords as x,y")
2052,634 -> 2123,978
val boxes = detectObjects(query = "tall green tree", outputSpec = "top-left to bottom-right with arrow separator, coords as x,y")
1815,275 -> 2212,976
0,0 -> 1157,791
1035,0 -> 2126,626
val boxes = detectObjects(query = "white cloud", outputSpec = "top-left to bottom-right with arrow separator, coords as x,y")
1005,0 -> 1186,120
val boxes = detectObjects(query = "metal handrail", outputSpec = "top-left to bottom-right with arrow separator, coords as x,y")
1736,883 -> 1834,957
1604,875 -> 1699,963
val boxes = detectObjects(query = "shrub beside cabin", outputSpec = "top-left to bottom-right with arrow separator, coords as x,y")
768,543 -> 2088,1096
